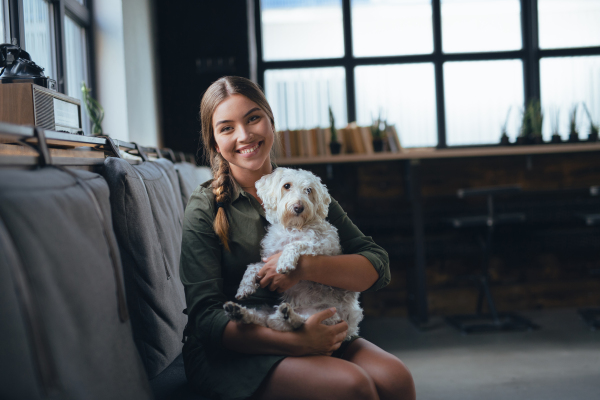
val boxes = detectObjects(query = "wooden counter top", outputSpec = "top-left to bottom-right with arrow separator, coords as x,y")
275,142 -> 600,165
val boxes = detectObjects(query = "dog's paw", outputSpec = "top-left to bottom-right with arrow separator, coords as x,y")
278,303 -> 292,320
223,301 -> 244,321
276,264 -> 294,274
276,253 -> 297,274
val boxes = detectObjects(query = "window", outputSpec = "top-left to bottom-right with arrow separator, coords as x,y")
441,0 -> 521,54
256,0 -> 600,148
264,67 -> 347,130
538,0 -> 600,50
64,15 -> 90,134
23,0 -> 55,80
444,60 -> 523,146
352,0 -> 433,57
0,1 -> 7,43
540,56 -> 600,141
355,63 -> 437,148
261,0 -> 344,61
4,0 -> 94,134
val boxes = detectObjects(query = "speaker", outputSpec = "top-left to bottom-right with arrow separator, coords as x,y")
0,83 -> 82,134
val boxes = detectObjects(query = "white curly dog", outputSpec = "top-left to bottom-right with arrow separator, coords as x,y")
223,167 -> 363,340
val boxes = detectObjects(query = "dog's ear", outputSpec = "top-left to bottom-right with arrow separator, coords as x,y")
312,176 -> 331,219
256,167 -> 286,212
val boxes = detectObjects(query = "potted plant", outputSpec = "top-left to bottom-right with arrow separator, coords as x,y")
328,106 -> 341,154
550,106 -> 562,143
568,105 -> 579,142
583,103 -> 599,142
81,82 -> 104,136
499,107 -> 511,145
370,112 -> 385,152
517,105 -> 532,145
529,99 -> 544,144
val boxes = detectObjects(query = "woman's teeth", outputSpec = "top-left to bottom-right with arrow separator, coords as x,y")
240,143 -> 260,154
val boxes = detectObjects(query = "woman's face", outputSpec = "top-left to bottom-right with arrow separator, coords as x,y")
212,94 -> 274,175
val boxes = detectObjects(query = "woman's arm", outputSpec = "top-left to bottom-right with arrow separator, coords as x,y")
258,253 -> 378,293
257,197 -> 389,293
222,308 -> 348,356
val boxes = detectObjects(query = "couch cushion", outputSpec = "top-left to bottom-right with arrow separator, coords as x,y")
175,162 -> 212,208
103,157 -> 187,378
0,167 -> 152,400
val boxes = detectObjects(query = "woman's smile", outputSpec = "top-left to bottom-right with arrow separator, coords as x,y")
237,140 -> 263,156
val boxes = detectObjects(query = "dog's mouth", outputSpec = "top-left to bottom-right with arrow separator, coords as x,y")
237,141 -> 263,156
280,204 -> 310,229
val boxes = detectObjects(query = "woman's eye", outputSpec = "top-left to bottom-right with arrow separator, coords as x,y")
249,115 -> 260,123
283,183 -> 291,190
306,188 -> 312,194
220,126 -> 232,133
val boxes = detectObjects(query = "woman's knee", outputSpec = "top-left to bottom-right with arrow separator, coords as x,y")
372,357 -> 416,400
335,364 -> 379,400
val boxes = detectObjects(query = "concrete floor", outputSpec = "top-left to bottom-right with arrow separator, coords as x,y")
360,308 -> 600,400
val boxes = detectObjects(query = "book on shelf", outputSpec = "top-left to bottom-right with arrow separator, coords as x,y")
289,130 -> 300,157
338,127 -> 352,154
323,127 -> 332,156
299,129 -> 308,157
386,125 -> 402,153
359,126 -> 374,154
309,128 -> 320,157
276,122 -> 402,158
280,130 -> 291,158
320,128 -> 329,156
347,122 -> 367,154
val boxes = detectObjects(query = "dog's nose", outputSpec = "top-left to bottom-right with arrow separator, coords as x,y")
293,204 -> 304,214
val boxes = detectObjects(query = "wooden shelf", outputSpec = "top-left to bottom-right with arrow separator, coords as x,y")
275,142 -> 600,165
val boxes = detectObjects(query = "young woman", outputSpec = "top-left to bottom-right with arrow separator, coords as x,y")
180,76 -> 416,400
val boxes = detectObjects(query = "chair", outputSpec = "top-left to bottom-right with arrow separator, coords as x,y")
446,185 -> 539,333
578,185 -> 600,330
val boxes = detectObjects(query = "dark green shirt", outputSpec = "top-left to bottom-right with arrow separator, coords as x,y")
179,175 -> 390,400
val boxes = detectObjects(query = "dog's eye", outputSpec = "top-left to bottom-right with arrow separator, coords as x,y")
306,188 -> 312,194
283,183 -> 291,190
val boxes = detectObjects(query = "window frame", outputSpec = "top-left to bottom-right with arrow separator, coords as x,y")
255,0 -> 600,148
6,0 -> 94,98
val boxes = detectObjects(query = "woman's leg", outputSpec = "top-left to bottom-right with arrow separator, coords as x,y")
255,355 -> 380,400
342,339 -> 416,400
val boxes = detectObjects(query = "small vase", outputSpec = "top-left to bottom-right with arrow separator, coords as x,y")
551,134 -> 562,144
568,132 -> 579,142
588,132 -> 599,142
532,136 -> 543,145
329,141 -> 342,155
516,136 -> 527,145
500,134 -> 510,145
372,139 -> 384,152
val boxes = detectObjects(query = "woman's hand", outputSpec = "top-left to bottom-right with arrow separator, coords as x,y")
293,308 -> 348,356
257,252 -> 303,293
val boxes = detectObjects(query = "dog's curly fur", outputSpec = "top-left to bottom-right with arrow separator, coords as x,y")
224,168 -> 363,340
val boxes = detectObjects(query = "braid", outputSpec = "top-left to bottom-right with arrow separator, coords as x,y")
212,154 -> 232,251
199,76 -> 276,252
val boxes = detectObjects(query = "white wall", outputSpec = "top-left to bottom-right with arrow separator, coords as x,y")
92,0 -> 160,146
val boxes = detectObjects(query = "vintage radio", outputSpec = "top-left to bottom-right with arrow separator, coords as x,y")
0,83 -> 83,134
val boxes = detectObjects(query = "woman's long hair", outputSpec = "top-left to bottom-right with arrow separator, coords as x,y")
199,76 -> 276,251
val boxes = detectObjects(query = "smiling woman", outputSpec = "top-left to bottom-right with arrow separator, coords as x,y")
199,77 -> 278,252
181,76 -> 414,400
